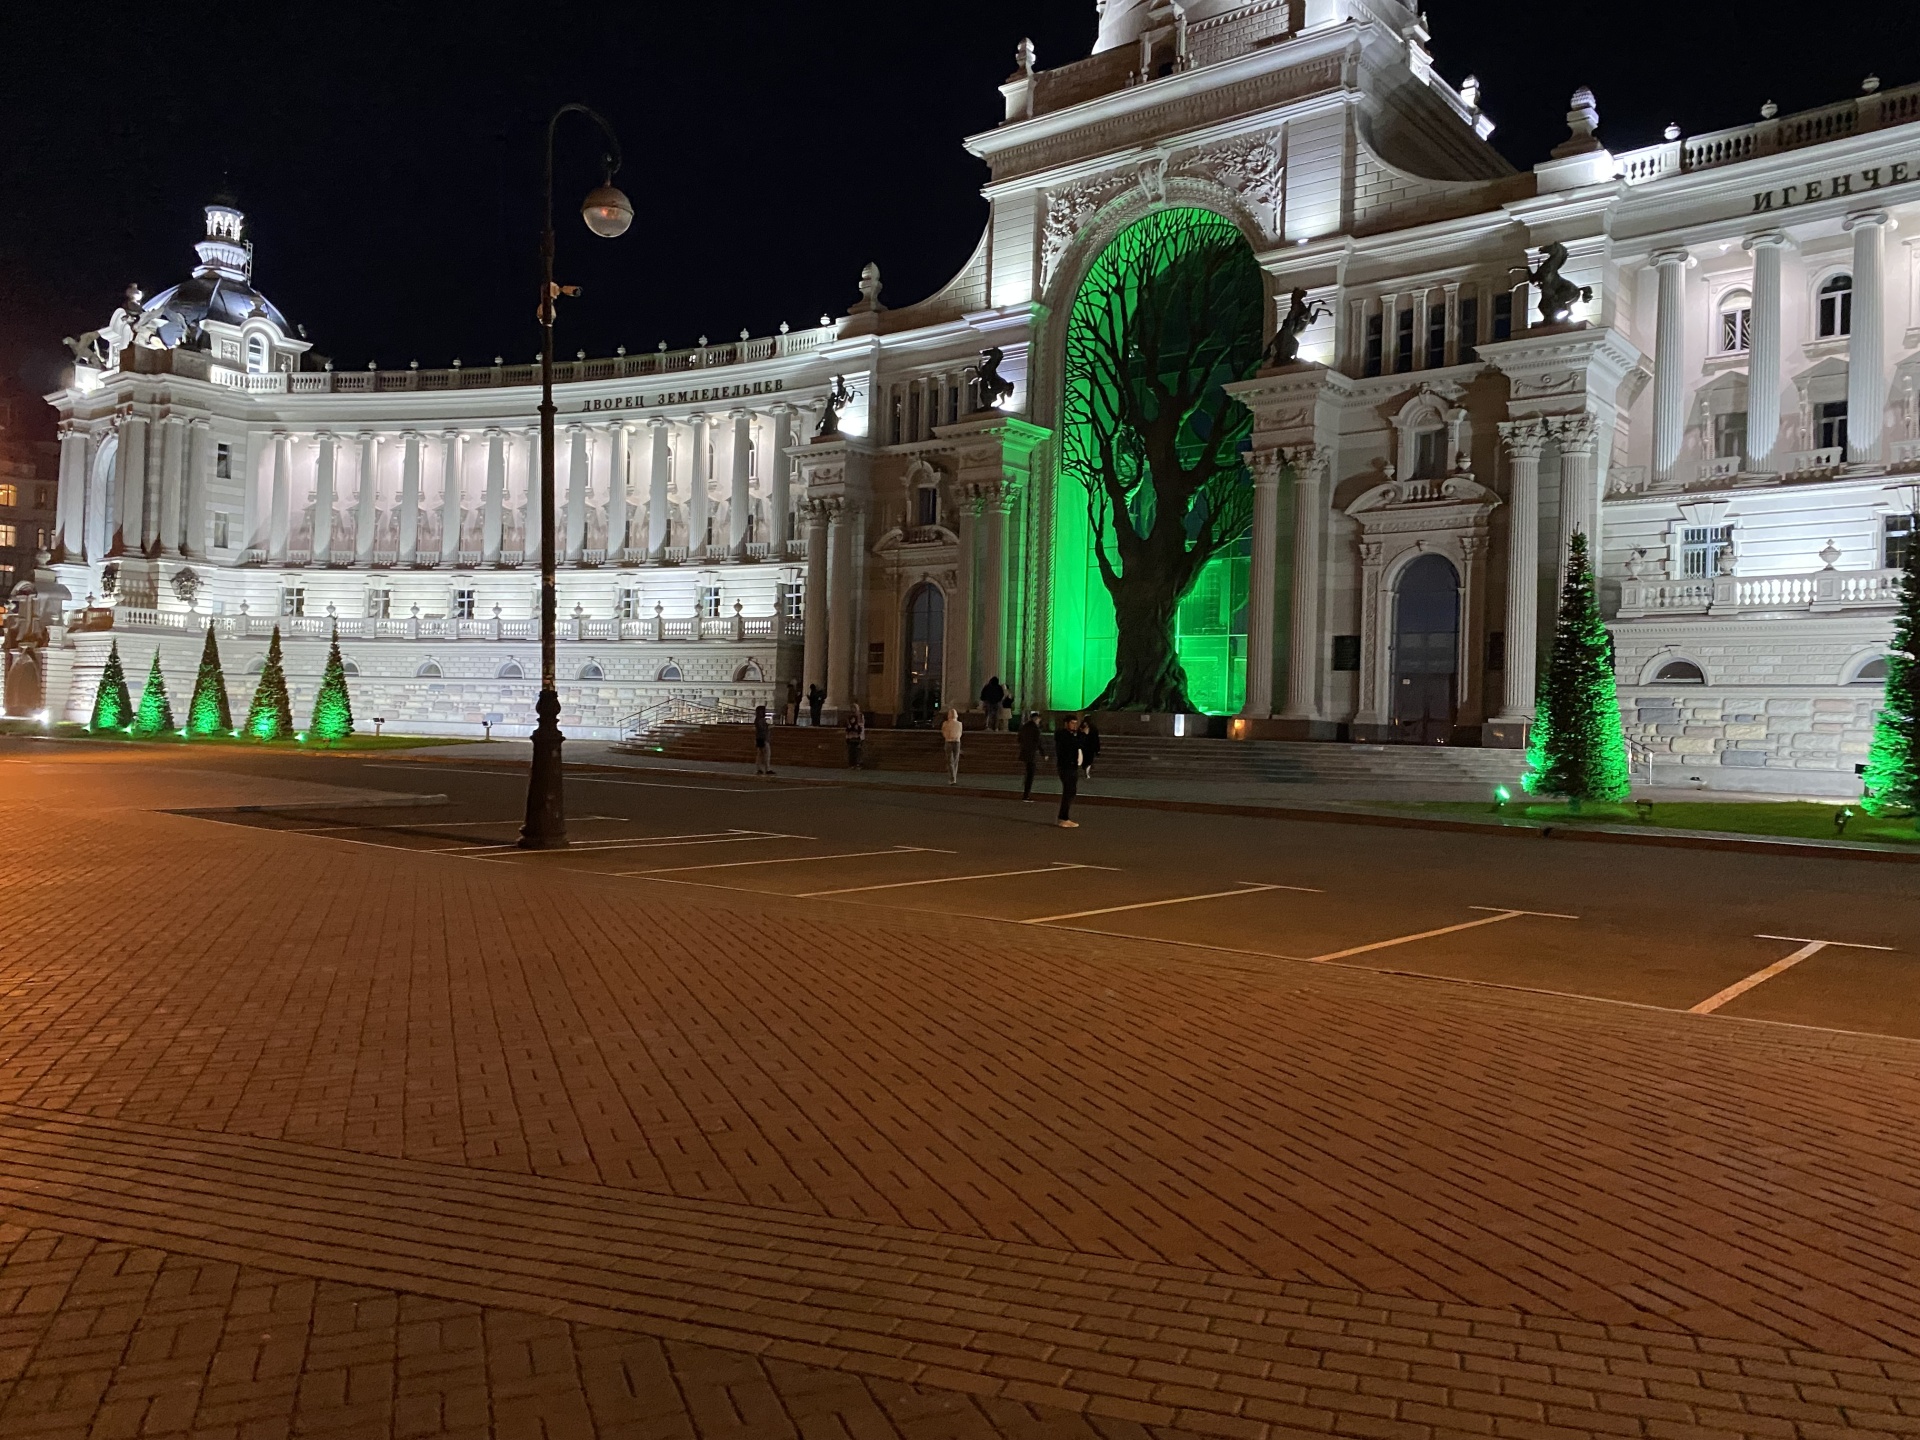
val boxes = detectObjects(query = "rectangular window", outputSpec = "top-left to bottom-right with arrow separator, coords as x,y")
868,641 -> 886,674
1492,291 -> 1514,340
704,516 -> 714,547
34,486 -> 49,509
1819,284 -> 1852,339
890,396 -> 902,445
914,486 -> 940,527
617,587 -> 640,620
1886,514 -> 1916,571
1331,635 -> 1361,671
782,582 -> 804,618
213,511 -> 232,549
1413,428 -> 1449,479
452,587 -> 476,620
0,485 -> 16,507
1720,306 -> 1751,353
948,386 -> 960,425
699,585 -> 721,618
215,443 -> 232,480
1426,303 -> 1447,368
1818,400 -> 1849,452
909,390 -> 921,440
1363,313 -> 1384,377
366,588 -> 391,619
1395,306 -> 1415,372
1713,411 -> 1748,460
1680,525 -> 1734,579
0,524 -> 15,547
281,586 -> 306,617
1458,295 -> 1480,362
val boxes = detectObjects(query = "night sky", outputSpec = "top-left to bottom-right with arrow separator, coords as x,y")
2,1 -> 1916,432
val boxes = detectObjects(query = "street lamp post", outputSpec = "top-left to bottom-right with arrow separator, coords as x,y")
520,103 -> 633,850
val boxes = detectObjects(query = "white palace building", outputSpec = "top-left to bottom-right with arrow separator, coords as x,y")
19,0 -> 1920,792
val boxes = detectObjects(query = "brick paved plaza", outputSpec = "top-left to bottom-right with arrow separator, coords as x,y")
0,743 -> 1917,1438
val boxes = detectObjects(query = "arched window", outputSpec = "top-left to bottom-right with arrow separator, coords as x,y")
1849,657 -> 1889,685
746,438 -> 757,481
736,660 -> 764,682
497,660 -> 524,680
1819,274 -> 1852,338
341,660 -> 359,676
1654,660 -> 1705,684
245,334 -> 268,374
416,660 -> 442,678
1718,289 -> 1751,353
246,656 -> 266,675
657,662 -> 682,682
578,662 -> 605,681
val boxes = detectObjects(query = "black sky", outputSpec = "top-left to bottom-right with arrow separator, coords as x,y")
3,0 -> 1916,430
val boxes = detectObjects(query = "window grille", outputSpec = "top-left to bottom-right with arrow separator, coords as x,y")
1679,525 -> 1733,579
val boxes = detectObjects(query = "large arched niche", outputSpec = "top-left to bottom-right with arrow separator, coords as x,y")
1042,204 -> 1266,715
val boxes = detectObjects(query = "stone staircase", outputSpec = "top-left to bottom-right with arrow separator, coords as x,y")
624,723 -> 1524,788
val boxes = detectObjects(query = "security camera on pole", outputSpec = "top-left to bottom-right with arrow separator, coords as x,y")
519,104 -> 633,851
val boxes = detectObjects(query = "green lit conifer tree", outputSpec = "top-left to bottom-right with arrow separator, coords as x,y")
244,626 -> 295,741
187,624 -> 233,736
1523,531 -> 1630,804
89,639 -> 132,730
310,626 -> 354,743
1861,516 -> 1920,815
130,649 -> 175,736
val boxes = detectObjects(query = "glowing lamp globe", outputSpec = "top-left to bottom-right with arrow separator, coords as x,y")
582,185 -> 633,238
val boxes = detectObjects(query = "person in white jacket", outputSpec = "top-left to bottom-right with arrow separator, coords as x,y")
940,707 -> 964,784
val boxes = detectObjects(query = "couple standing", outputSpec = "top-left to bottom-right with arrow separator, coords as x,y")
1016,712 -> 1101,828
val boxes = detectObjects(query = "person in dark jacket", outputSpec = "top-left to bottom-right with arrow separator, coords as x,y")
1017,711 -> 1045,802
844,707 -> 866,768
1078,714 -> 1102,781
753,705 -> 775,776
806,683 -> 826,726
980,675 -> 1007,731
1053,714 -> 1082,827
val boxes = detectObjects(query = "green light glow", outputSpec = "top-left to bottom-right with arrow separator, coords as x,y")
309,626 -> 355,742
130,649 -> 175,736
1524,532 -> 1630,802
1862,517 -> 1920,816
244,626 -> 295,741
186,625 -> 233,736
89,640 -> 132,731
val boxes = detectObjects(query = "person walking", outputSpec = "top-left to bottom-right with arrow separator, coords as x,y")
806,683 -> 826,727
980,675 -> 1006,731
752,704 -> 775,776
844,706 -> 866,768
940,706 -> 964,785
1078,714 -> 1102,782
1017,710 -> 1044,803
1054,713 -> 1083,828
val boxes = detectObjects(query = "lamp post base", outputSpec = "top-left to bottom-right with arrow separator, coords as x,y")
519,687 -> 569,848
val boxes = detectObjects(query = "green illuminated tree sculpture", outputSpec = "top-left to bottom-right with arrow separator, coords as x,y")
130,649 -> 175,736
89,639 -> 132,730
310,626 -> 354,743
1063,208 -> 1265,712
187,625 -> 232,736
1524,531 -> 1630,804
244,626 -> 295,741
1861,519 -> 1920,815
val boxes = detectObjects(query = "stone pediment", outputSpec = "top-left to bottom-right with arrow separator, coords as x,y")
1346,474 -> 1499,525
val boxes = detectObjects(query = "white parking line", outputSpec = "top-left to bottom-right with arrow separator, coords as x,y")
618,845 -> 951,876
459,829 -> 809,855
797,862 -> 1096,898
286,814 -> 625,833
1308,906 -> 1577,963
1690,933 -> 1896,1015
1023,882 -> 1308,925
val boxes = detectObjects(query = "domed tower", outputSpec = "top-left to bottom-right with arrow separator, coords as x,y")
139,201 -> 310,375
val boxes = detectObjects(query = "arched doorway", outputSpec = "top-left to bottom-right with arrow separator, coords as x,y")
901,583 -> 945,727
1393,553 -> 1459,744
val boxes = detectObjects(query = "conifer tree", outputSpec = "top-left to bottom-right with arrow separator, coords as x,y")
130,649 -> 175,736
186,624 -> 233,736
89,639 -> 132,730
244,626 -> 295,741
1523,531 -> 1630,804
310,626 -> 355,743
1861,516 -> 1920,815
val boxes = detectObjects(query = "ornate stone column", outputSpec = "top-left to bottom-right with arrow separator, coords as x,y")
397,430 -> 421,562
951,491 -> 978,708
687,413 -> 710,558
54,423 -> 88,561
1554,412 -> 1602,590
183,418 -> 210,558
1845,209 -> 1889,466
312,431 -> 336,564
564,424 -> 587,563
439,430 -> 462,565
155,415 -> 185,556
1495,418 -> 1548,725
979,487 -> 1010,694
825,501 -> 856,712
1650,249 -> 1689,484
647,418 -> 671,559
521,426 -> 541,564
482,428 -> 505,564
767,405 -> 794,555
1355,539 -> 1388,727
268,429 -> 292,562
802,498 -> 830,702
1280,447 -> 1326,723
1241,449 -> 1283,717
1744,231 -> 1787,471
607,423 -> 629,561
354,432 -> 378,565
110,414 -> 148,558
728,409 -> 752,558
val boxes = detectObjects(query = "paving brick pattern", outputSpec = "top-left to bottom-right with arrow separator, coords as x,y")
0,753 -> 1918,1436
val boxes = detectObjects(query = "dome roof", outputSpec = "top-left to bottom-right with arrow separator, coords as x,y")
143,202 -> 295,348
